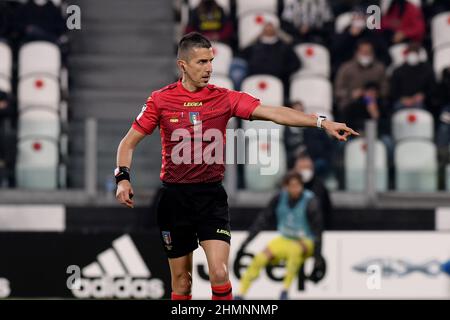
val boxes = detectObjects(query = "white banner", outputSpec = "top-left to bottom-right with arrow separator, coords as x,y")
192,231 -> 450,299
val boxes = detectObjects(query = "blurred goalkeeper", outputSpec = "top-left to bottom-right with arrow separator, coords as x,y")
235,171 -> 326,300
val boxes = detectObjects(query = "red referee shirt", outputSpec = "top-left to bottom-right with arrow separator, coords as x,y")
132,80 -> 260,183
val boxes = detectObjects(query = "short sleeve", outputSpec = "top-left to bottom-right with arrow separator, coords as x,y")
132,95 -> 159,135
228,90 -> 261,120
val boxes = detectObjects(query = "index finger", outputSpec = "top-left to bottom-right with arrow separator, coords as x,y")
344,126 -> 359,136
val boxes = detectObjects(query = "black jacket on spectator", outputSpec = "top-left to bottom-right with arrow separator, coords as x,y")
15,1 -> 65,42
390,62 -> 435,105
0,2 -> 12,39
332,28 -> 391,72
241,39 -> 301,92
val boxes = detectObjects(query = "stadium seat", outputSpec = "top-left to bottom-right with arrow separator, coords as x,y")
244,137 -> 286,191
344,138 -> 388,192
335,11 -> 353,34
291,43 -> 330,79
18,109 -> 60,140
392,108 -> 434,142
188,0 -> 230,13
241,75 -> 283,132
290,77 -> 332,113
395,140 -> 437,192
19,41 -> 61,79
209,75 -> 234,89
446,163 -> 450,192
236,0 -> 277,17
431,11 -> 450,50
18,76 -> 60,112
389,43 -> 428,69
0,42 -> 12,93
16,138 -> 59,190
433,46 -> 450,82
211,42 -> 232,76
238,12 -> 279,49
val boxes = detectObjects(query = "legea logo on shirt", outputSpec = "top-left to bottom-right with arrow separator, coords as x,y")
184,102 -> 203,107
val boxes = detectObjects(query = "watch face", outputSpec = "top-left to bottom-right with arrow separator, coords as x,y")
114,167 -> 120,176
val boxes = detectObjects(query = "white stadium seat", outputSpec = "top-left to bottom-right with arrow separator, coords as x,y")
239,12 -> 279,49
244,137 -> 286,191
237,0 -> 277,17
292,43 -> 330,79
241,75 -> 283,133
16,138 -> 59,190
18,76 -> 60,111
241,75 -> 283,105
211,42 -> 232,76
0,42 -> 12,93
209,75 -> 234,89
433,46 -> 450,81
344,138 -> 388,192
392,108 -> 434,142
389,43 -> 428,69
19,41 -> 61,78
290,77 -> 332,113
188,0 -> 230,13
0,77 -> 11,94
335,11 -> 353,34
18,109 -> 60,140
431,11 -> 450,49
395,140 -> 437,192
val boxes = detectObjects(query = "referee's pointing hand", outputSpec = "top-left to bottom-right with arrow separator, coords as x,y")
321,120 -> 359,142
116,180 -> 134,208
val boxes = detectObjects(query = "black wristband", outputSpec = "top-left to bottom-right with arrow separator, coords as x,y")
114,166 -> 130,185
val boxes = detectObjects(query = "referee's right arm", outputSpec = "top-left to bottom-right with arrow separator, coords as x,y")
115,127 -> 146,208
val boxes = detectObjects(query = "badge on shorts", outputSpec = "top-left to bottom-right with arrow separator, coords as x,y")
189,112 -> 201,125
162,231 -> 172,250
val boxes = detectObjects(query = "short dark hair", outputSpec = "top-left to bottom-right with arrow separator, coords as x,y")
177,32 -> 212,60
282,171 -> 304,186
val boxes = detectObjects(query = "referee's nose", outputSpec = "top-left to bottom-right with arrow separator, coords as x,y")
205,60 -> 213,74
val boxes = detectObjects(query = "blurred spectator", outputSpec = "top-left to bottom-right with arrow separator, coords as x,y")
332,7 -> 391,70
335,40 -> 389,118
0,1 -> 13,40
185,0 -> 233,44
380,0 -> 425,45
15,0 -> 66,43
293,153 -> 333,230
424,0 -> 450,19
390,42 -> 435,111
284,101 -> 334,175
344,82 -> 388,134
240,20 -> 301,97
281,0 -> 334,45
436,68 -> 450,160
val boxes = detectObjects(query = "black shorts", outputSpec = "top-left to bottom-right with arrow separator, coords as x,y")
156,181 -> 231,258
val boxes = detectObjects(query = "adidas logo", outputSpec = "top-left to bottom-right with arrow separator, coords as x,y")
70,234 -> 165,299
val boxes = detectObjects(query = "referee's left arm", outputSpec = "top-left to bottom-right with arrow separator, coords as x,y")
250,104 -> 359,142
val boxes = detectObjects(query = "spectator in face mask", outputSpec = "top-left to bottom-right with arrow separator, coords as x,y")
294,153 -> 333,230
331,6 -> 391,71
284,101 -> 335,174
240,20 -> 301,98
15,0 -> 66,43
334,40 -> 389,119
390,42 -> 435,111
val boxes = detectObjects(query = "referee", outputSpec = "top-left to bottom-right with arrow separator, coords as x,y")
115,32 -> 358,300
